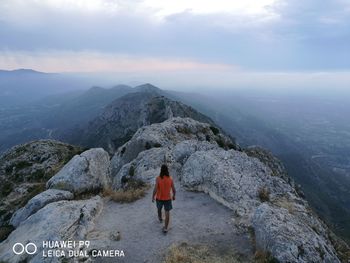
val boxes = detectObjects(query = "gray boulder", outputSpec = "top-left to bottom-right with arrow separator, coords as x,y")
111,117 -> 234,180
10,189 -> 74,227
112,147 -> 167,189
47,148 -> 111,194
180,148 -> 341,262
0,196 -> 103,263
252,203 -> 340,263
180,149 -> 294,217
112,139 -> 218,189
172,140 -> 217,164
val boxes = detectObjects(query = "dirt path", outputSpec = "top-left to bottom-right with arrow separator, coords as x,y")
88,180 -> 254,263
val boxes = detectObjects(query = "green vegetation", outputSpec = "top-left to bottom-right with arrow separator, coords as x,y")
215,138 -> 225,148
0,225 -> 14,242
209,126 -> 220,135
4,166 -> 12,174
175,126 -> 192,135
14,160 -> 32,170
227,143 -> 236,150
28,169 -> 45,182
13,183 -> 46,208
120,147 -> 126,155
145,142 -> 152,150
153,142 -> 162,148
128,165 -> 135,177
0,180 -> 14,197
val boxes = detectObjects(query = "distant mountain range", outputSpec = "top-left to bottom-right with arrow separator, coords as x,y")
0,69 -> 98,106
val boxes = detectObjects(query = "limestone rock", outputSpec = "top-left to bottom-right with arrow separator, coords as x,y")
10,189 -> 74,228
47,148 -> 110,194
180,149 -> 294,216
0,139 -> 82,227
252,203 -> 340,263
245,146 -> 290,182
111,117 -> 235,181
180,148 -> 341,262
108,117 -> 344,261
0,196 -> 103,263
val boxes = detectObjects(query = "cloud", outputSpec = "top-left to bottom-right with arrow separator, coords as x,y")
140,0 -> 278,19
0,50 -> 234,73
0,0 -> 349,71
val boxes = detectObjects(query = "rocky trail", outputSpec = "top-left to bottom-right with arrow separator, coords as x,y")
88,178 -> 254,263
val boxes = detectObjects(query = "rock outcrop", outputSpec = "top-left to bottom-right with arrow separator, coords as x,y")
252,203 -> 339,263
110,117 -> 235,188
47,148 -> 111,194
110,117 -> 345,262
0,140 -> 82,230
10,189 -> 74,227
244,146 -> 289,180
0,147 -> 110,262
0,196 -> 103,263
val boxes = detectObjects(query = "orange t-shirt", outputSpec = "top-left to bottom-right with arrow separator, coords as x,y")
156,176 -> 173,201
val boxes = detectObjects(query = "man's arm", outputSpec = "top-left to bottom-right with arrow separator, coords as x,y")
171,180 -> 176,200
152,178 -> 158,202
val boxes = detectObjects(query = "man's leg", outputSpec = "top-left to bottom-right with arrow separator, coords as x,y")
163,200 -> 172,232
156,200 -> 163,222
164,211 -> 170,230
158,208 -> 162,222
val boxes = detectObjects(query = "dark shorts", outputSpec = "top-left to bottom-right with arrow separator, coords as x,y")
156,199 -> 172,211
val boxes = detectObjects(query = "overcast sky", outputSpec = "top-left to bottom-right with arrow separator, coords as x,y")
0,0 -> 349,89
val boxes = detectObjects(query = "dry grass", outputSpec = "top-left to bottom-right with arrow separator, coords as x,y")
327,230 -> 350,262
249,226 -> 279,263
254,250 -> 279,263
274,197 -> 295,214
102,180 -> 150,203
258,187 -> 270,202
163,242 -> 240,263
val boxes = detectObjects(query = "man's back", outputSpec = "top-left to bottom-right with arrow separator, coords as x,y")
156,176 -> 173,201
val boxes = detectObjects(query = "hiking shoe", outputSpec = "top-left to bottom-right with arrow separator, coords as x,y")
158,217 -> 163,223
162,227 -> 168,234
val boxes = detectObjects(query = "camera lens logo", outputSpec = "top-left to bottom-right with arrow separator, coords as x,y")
12,243 -> 37,255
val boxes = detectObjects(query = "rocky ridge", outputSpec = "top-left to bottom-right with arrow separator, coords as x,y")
74,86 -> 220,154
0,117 -> 348,262
110,117 -> 347,262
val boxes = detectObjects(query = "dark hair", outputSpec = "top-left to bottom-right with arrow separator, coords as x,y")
159,164 -> 169,178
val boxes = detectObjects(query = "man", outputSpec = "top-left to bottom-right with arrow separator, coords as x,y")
152,164 -> 176,233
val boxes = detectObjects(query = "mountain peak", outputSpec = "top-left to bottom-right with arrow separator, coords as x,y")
74,91 -> 217,153
0,68 -> 45,74
134,83 -> 162,93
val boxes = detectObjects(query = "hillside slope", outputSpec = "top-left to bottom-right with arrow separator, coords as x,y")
71,87 -> 220,153
0,140 -> 83,240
